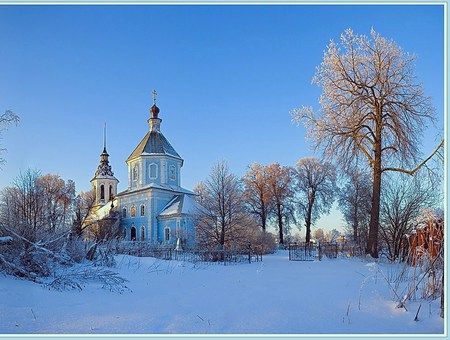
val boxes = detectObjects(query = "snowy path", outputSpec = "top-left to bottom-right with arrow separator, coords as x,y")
0,251 -> 444,334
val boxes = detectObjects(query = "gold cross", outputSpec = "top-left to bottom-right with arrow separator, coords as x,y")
152,89 -> 157,105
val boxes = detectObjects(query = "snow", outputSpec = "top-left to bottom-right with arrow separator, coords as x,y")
180,194 -> 206,215
159,194 -> 207,217
0,236 -> 13,243
0,251 -> 444,335
92,199 -> 118,219
159,196 -> 181,216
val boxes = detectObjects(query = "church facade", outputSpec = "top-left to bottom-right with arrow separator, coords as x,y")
88,94 -> 201,247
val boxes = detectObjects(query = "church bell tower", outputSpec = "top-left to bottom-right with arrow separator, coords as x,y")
90,124 -> 119,211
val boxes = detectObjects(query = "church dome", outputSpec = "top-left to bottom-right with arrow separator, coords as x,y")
150,104 -> 160,118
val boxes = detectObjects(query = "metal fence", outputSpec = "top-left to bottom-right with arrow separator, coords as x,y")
108,241 -> 263,265
288,242 -> 362,261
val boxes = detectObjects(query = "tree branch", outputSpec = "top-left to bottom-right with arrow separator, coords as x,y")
382,139 -> 444,175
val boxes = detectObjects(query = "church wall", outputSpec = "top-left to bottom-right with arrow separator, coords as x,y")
118,191 -> 153,242
118,189 -> 185,244
157,216 -> 196,248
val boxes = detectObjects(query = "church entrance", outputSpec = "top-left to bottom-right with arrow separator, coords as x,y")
131,227 -> 137,241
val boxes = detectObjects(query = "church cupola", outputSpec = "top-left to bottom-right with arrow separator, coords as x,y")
148,89 -> 162,132
91,123 -> 119,209
126,90 -> 184,190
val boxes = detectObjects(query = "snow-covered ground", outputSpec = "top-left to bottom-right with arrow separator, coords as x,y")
0,251 -> 444,335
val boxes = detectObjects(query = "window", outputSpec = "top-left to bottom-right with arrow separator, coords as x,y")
109,185 -> 113,200
131,206 -> 136,217
140,227 -> 145,241
149,163 -> 158,179
122,208 -> 127,218
132,164 -> 139,181
164,228 -> 170,242
131,226 -> 137,241
100,184 -> 105,200
140,205 -> 145,216
169,165 -> 176,181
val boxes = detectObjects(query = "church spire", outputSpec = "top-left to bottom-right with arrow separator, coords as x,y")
95,123 -> 114,178
103,122 -> 107,154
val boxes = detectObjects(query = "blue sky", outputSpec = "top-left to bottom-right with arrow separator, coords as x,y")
0,3 -> 445,232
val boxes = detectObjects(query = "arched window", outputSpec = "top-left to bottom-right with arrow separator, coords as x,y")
169,165 -> 176,181
140,205 -> 145,216
122,208 -> 127,218
131,206 -> 136,217
100,184 -> 105,200
164,227 -> 170,242
109,185 -> 113,200
131,226 -> 137,241
140,226 -> 145,241
149,163 -> 158,179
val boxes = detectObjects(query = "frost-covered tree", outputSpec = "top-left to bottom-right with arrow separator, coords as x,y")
295,157 -> 336,243
265,163 -> 296,245
0,170 -> 76,241
72,189 -> 96,237
194,161 -> 250,250
325,228 -> 341,243
242,163 -> 272,232
38,174 -> 76,234
313,228 -> 325,242
0,110 -> 19,167
379,171 -> 439,261
291,29 -> 441,257
0,170 -> 81,279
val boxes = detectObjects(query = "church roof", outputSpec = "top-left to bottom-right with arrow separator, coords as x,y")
126,129 -> 181,162
115,182 -> 195,197
158,194 -> 207,218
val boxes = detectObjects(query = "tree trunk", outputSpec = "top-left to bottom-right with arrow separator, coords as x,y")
305,191 -> 316,243
277,203 -> 284,245
261,200 -> 267,232
353,187 -> 359,243
367,142 -> 382,258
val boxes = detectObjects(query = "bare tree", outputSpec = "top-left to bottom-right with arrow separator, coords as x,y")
291,28 -> 441,257
295,157 -> 337,243
193,181 -> 208,206
0,110 -> 20,167
313,228 -> 325,242
37,174 -> 76,234
0,170 -> 77,240
194,161 -> 250,250
0,169 -> 44,242
325,228 -> 341,243
0,170 -> 79,278
265,163 -> 296,246
338,165 -> 372,250
242,163 -> 272,232
379,171 -> 439,261
72,189 -> 96,237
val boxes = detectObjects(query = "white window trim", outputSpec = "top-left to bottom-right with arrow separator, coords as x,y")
149,162 -> 158,179
169,165 -> 176,181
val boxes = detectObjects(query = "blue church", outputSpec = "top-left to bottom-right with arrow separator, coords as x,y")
88,92 -> 202,247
